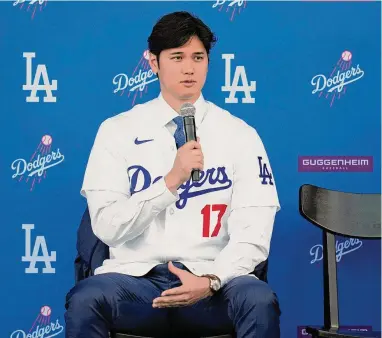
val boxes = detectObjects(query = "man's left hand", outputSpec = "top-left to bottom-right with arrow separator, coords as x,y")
152,261 -> 213,308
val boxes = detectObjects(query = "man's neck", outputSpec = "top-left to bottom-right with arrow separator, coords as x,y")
161,91 -> 200,113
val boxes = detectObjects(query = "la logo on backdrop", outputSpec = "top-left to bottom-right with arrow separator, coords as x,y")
22,224 -> 56,274
311,50 -> 365,107
222,54 -> 257,104
212,0 -> 247,21
13,0 -> 47,20
23,52 -> 57,103
11,135 -> 65,192
113,50 -> 159,107
10,305 -> 64,338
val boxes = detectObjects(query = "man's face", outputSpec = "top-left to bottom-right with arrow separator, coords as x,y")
149,36 -> 209,102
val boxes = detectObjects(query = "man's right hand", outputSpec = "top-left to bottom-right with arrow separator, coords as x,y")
165,138 -> 204,193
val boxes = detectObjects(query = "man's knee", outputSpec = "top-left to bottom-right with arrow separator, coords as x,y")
224,275 -> 281,315
65,276 -> 115,321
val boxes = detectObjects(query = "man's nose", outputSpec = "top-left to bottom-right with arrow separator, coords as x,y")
182,61 -> 194,74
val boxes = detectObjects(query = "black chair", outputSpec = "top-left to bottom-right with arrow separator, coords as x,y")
299,184 -> 381,338
74,207 -> 269,338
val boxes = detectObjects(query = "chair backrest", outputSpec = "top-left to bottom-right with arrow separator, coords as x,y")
75,207 -> 269,283
299,184 -> 381,238
299,184 -> 381,331
75,206 -> 109,283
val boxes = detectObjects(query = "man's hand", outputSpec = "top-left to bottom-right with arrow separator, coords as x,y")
165,137 -> 203,193
152,261 -> 212,308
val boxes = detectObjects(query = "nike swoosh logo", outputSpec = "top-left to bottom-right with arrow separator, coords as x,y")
134,137 -> 154,145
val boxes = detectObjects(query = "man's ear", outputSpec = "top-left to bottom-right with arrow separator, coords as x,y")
148,52 -> 159,75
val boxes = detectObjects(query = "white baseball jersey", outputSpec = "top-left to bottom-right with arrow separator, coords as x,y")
81,93 -> 281,287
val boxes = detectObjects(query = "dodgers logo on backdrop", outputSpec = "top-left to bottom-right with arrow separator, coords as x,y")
13,0 -> 47,20
310,238 -> 363,264
222,54 -> 256,104
311,50 -> 364,107
23,52 -> 57,102
10,305 -> 64,338
128,165 -> 233,209
212,0 -> 247,21
11,134 -> 65,191
113,49 -> 159,107
22,224 -> 56,274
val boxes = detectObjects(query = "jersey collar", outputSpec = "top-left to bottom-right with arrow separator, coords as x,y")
156,92 -> 208,130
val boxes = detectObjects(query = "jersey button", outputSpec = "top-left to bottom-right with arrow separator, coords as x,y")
169,208 -> 174,215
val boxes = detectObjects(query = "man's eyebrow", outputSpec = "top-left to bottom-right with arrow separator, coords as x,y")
169,51 -> 206,55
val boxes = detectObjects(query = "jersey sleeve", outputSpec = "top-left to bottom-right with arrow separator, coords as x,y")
230,123 -> 280,211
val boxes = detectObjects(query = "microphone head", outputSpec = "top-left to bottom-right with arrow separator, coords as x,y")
179,103 -> 196,117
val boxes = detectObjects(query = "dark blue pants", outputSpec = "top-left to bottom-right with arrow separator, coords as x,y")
65,262 -> 281,338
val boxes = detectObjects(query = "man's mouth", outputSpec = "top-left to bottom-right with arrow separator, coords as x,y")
181,80 -> 196,83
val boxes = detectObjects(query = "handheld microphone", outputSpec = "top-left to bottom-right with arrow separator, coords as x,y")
179,103 -> 200,182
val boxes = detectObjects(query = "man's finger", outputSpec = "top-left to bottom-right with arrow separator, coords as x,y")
191,149 -> 203,157
153,302 -> 189,308
153,298 -> 198,308
161,286 -> 187,297
185,140 -> 201,149
153,294 -> 190,305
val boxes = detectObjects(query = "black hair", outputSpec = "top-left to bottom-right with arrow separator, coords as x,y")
147,11 -> 217,67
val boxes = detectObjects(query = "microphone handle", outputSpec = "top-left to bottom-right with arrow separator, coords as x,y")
183,116 -> 200,182
191,169 -> 200,181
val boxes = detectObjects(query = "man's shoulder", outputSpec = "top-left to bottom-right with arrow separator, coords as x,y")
206,100 -> 258,137
97,97 -> 158,134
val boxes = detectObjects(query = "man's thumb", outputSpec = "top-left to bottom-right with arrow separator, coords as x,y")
168,261 -> 178,272
168,261 -> 184,278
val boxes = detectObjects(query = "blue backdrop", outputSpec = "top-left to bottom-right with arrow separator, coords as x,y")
1,1 -> 381,337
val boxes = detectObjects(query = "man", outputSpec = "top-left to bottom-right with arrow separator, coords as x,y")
65,11 -> 281,338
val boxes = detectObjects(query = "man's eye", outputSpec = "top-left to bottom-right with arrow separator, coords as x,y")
195,56 -> 204,61
172,56 -> 182,60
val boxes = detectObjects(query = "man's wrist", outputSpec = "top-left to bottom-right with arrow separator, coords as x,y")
201,274 -> 222,293
164,172 -> 180,193
210,274 -> 221,284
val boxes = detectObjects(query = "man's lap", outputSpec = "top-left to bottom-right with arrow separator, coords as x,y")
66,269 -> 171,335
65,263 -> 277,336
170,275 -> 277,336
